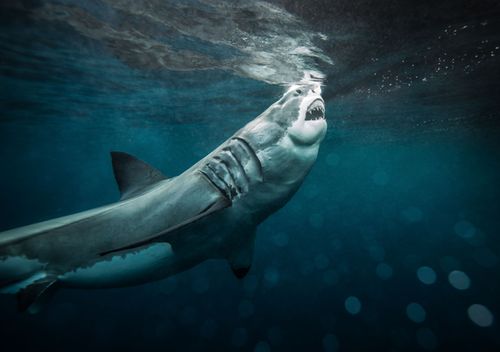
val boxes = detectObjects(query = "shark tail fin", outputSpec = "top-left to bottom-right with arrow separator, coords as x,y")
110,151 -> 168,200
17,275 -> 58,314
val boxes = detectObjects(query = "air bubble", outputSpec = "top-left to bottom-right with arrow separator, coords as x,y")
417,266 -> 437,285
468,304 -> 494,327
448,270 -> 470,290
345,296 -> 362,315
406,303 -> 426,323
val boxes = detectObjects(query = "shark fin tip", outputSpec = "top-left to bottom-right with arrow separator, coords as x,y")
110,151 -> 168,200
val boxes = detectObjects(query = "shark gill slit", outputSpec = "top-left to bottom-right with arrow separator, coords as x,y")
208,162 -> 234,197
200,164 -> 233,200
231,137 -> 263,180
221,148 -> 249,192
213,156 -> 241,195
199,138 -> 261,200
199,167 -> 230,200
223,147 -> 250,185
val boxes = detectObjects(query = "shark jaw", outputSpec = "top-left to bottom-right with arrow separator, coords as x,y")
305,99 -> 325,121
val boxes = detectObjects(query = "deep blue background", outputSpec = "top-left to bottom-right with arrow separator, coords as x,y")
1,1 -> 499,351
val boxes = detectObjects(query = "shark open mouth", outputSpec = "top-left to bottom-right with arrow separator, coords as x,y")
305,99 -> 325,121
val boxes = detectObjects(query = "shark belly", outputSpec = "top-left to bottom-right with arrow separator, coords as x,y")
0,256 -> 46,293
59,242 -> 175,288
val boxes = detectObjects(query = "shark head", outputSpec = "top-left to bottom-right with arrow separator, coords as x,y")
238,83 -> 327,149
232,83 -> 327,211
274,83 -> 327,145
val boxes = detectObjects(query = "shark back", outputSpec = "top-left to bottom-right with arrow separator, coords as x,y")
0,203 -> 120,248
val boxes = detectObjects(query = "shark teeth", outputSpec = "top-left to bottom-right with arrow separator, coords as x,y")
305,99 -> 325,121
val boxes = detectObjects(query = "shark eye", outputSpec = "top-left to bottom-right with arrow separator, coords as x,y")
295,89 -> 302,94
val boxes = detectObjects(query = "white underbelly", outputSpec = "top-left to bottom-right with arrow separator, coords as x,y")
0,255 -> 47,294
59,242 -> 175,288
0,255 -> 45,283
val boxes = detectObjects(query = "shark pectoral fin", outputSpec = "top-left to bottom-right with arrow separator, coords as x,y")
17,275 -> 58,314
228,230 -> 256,279
111,151 -> 168,200
99,195 -> 231,256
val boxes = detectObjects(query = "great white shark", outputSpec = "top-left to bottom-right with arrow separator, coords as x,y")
0,83 -> 327,312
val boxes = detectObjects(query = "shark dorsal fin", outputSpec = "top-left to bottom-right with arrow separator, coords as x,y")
111,151 -> 167,200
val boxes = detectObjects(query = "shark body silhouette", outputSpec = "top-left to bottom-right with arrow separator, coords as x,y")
0,84 -> 327,312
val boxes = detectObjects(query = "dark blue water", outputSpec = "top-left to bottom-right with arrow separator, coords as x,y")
1,1 -> 499,351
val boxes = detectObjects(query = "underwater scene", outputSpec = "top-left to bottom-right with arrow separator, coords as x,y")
0,0 -> 499,351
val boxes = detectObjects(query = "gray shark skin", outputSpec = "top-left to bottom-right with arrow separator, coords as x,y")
0,83 -> 327,312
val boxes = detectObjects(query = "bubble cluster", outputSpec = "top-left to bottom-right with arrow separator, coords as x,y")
363,22 -> 500,98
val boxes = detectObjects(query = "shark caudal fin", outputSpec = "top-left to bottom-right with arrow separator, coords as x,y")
16,275 -> 58,313
110,151 -> 168,200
